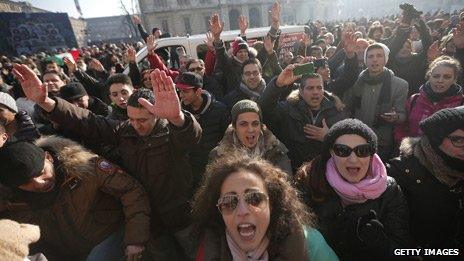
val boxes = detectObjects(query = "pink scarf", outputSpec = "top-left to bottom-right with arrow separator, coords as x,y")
226,230 -> 269,261
326,153 -> 387,205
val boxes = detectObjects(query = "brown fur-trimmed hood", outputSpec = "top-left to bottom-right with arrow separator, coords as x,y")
211,124 -> 288,159
35,135 -> 98,179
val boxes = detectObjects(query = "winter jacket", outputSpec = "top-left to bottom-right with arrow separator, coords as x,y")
106,104 -> 127,121
344,68 -> 408,150
147,53 -> 179,80
214,40 -> 244,95
40,97 -> 202,239
184,91 -> 229,186
394,85 -> 464,143
261,78 -> 348,170
388,137 -> 464,255
195,226 -> 338,261
203,75 -> 225,103
300,176 -> 411,260
87,96 -> 111,117
387,20 -> 432,96
74,69 -> 110,104
325,53 -> 360,98
2,136 -> 150,260
209,125 -> 292,175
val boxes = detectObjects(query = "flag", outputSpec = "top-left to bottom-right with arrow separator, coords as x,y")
74,0 -> 83,16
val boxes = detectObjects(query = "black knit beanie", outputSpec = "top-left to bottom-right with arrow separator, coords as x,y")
231,100 -> 262,126
420,106 -> 464,148
323,118 -> 378,153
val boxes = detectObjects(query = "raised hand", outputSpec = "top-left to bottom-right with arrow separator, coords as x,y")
138,69 -> 185,126
263,35 -> 275,55
343,31 -> 357,58
89,59 -> 105,72
126,47 -> 137,63
146,35 -> 158,54
269,1 -> 281,27
452,22 -> 464,49
63,57 -> 77,73
210,14 -> 223,41
12,64 -> 47,104
303,119 -> 329,141
204,31 -> 214,50
125,244 -> 144,261
238,15 -> 248,36
132,15 -> 142,25
427,40 -> 441,63
276,64 -> 298,88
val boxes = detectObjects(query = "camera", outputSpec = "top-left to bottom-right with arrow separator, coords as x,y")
399,3 -> 422,24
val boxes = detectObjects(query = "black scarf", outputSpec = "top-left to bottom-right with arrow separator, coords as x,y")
423,82 -> 462,103
358,68 -> 392,113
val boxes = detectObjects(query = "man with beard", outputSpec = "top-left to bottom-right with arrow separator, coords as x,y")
261,67 -> 348,171
388,106 -> 464,256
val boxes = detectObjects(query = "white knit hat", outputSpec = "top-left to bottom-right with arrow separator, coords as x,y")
364,42 -> 390,64
0,92 -> 18,113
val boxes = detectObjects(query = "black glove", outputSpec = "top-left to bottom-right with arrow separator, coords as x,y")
357,210 -> 387,248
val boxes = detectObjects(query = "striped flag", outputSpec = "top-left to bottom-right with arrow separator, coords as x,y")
74,0 -> 83,16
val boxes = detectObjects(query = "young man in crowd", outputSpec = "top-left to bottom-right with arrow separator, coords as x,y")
261,66 -> 348,171
177,71 -> 229,188
224,58 -> 267,111
59,82 -> 110,117
344,43 -> 409,160
13,64 -> 202,260
186,58 -> 224,102
0,139 -> 150,260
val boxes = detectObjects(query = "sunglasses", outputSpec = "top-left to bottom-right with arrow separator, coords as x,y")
332,143 -> 373,158
217,191 -> 268,215
448,136 -> 464,148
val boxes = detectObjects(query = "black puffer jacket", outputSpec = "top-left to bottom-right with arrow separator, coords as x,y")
301,176 -> 411,260
261,78 -> 348,170
388,137 -> 464,255
184,91 -> 230,187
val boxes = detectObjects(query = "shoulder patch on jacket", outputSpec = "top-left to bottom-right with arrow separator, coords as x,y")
96,158 -> 120,175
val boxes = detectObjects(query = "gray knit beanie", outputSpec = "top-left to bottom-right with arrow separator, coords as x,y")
231,100 -> 262,126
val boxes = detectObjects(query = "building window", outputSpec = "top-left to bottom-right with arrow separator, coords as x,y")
177,0 -> 190,6
184,17 -> 192,34
162,20 -> 169,33
154,0 -> 168,8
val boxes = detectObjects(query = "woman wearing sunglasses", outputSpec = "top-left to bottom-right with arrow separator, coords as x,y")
209,100 -> 292,175
192,155 -> 338,260
389,107 -> 464,255
296,119 -> 411,260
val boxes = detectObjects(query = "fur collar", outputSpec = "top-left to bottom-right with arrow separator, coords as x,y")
399,137 -> 421,157
35,135 -> 98,180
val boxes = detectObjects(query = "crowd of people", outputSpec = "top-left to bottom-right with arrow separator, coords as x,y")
0,2 -> 463,260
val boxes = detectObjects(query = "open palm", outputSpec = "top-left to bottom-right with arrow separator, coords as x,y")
139,69 -> 181,120
12,64 -> 47,104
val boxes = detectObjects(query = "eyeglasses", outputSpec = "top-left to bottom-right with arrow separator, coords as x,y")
447,136 -> 464,148
188,67 -> 204,72
217,191 -> 269,215
243,71 -> 260,77
332,144 -> 373,158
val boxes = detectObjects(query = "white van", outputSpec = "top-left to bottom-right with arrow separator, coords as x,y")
124,25 -> 308,73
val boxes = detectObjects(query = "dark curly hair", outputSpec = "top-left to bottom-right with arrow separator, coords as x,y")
192,155 -> 315,256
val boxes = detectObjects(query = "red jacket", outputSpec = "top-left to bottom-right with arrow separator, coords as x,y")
204,49 -> 216,76
394,87 -> 463,143
147,53 -> 179,80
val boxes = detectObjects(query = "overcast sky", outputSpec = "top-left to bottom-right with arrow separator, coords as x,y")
16,0 -> 137,18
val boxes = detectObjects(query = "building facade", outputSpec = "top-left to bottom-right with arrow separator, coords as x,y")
137,0 -> 311,36
85,15 -> 139,44
0,0 -> 48,13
